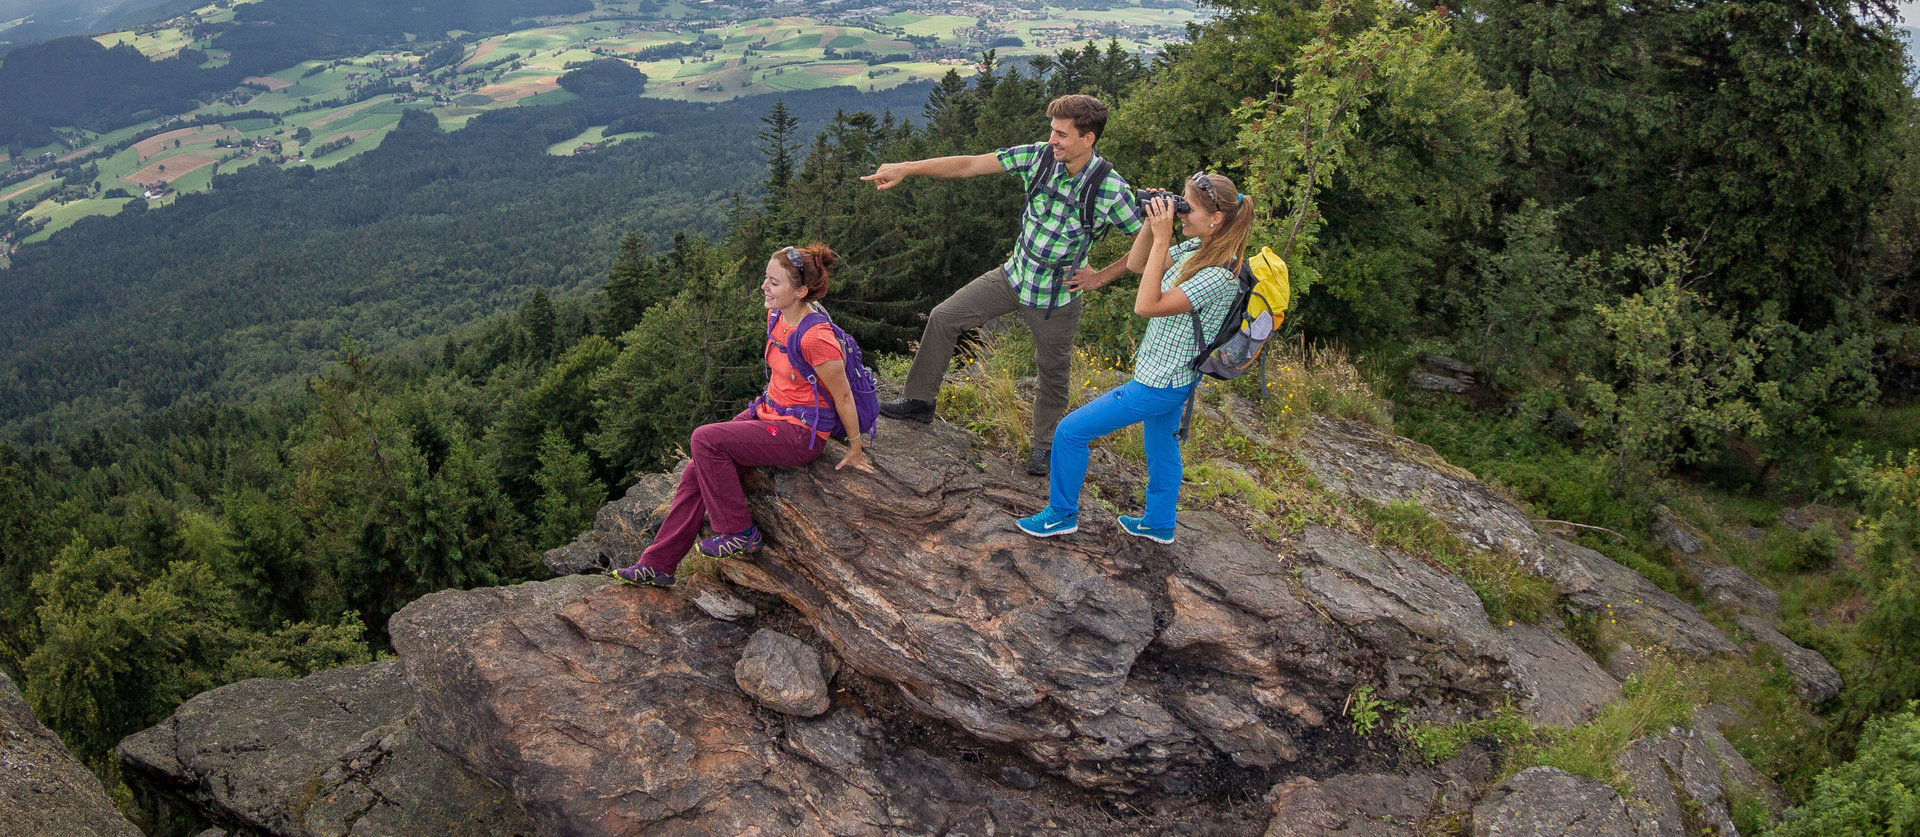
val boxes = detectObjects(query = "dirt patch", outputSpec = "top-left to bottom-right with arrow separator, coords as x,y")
134,127 -> 236,160
307,97 -> 388,130
459,39 -> 501,70
1,177 -> 50,203
476,75 -> 560,103
122,155 -> 217,186
812,63 -> 865,79
243,75 -> 293,91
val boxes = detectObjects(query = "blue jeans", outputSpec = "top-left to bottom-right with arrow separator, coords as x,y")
1048,378 -> 1195,530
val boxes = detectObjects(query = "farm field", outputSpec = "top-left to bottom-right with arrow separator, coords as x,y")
20,197 -> 133,244
546,125 -> 655,155
7,0 -> 1199,245
93,26 -> 196,57
880,13 -> 978,39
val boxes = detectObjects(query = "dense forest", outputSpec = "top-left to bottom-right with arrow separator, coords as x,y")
1,0 -> 1918,832
0,82 -> 930,443
0,0 -> 590,147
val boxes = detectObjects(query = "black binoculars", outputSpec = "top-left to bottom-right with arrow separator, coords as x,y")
1135,190 -> 1191,215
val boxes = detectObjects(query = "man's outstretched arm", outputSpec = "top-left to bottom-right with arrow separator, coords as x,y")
861,153 -> 1004,190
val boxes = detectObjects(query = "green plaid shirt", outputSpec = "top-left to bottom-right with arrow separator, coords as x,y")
1134,238 -> 1237,389
996,143 -> 1144,309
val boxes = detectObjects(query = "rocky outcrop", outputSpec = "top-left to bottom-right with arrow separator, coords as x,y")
1735,613 -> 1843,703
542,470 -> 679,576
1690,557 -> 1781,618
1473,767 -> 1662,836
120,397 -> 1798,835
1474,710 -> 1782,837
1407,354 -> 1478,394
386,574 -> 1238,836
1493,621 -> 1620,727
719,418 -> 1604,792
115,661 -> 536,837
1297,416 -> 1739,659
1651,506 -> 1707,555
0,670 -> 142,837
1614,730 -> 1739,836
1261,772 -> 1439,836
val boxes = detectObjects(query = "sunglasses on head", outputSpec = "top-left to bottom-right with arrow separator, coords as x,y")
1189,172 -> 1220,206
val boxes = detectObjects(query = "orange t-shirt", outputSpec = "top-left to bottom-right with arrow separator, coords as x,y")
756,317 -> 845,434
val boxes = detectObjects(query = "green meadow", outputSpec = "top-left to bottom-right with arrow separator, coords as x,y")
545,125 -> 656,155
20,197 -> 132,243
880,13 -> 977,40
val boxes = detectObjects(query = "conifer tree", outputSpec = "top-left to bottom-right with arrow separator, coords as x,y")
519,287 -> 557,360
532,428 -> 601,548
600,232 -> 667,339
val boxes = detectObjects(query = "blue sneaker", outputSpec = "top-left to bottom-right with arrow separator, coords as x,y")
1118,515 -> 1176,544
1016,507 -> 1079,538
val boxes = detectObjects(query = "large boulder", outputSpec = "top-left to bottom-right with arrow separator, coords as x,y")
0,670 -> 142,837
387,575 -> 1141,836
115,661 -> 536,837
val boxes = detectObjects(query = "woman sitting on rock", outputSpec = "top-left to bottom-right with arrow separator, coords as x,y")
1015,173 -> 1251,544
612,243 -> 873,587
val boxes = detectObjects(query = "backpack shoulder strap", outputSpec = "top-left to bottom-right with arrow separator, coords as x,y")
782,312 -> 834,382
1024,144 -> 1055,208
1077,157 -> 1113,230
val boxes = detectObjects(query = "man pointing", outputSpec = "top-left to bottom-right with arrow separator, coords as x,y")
863,94 -> 1143,476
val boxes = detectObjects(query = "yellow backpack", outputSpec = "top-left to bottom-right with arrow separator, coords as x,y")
1188,246 -> 1289,380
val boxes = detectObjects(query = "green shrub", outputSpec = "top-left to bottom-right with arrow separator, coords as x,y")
1764,522 -> 1841,573
1768,702 -> 1920,837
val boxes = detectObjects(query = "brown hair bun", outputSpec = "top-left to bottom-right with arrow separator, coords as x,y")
782,242 -> 836,301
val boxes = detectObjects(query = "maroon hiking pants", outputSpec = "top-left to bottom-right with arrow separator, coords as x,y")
638,409 -> 823,573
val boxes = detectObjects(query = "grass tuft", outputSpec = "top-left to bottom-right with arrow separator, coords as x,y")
1361,499 -> 1558,624
1508,652 -> 1702,794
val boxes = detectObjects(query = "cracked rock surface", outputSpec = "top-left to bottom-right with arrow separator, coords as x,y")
0,670 -> 142,837
115,661 -> 535,837
388,574 -> 1166,836
116,402 -> 1798,835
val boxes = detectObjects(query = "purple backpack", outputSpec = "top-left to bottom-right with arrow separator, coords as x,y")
750,309 -> 880,448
